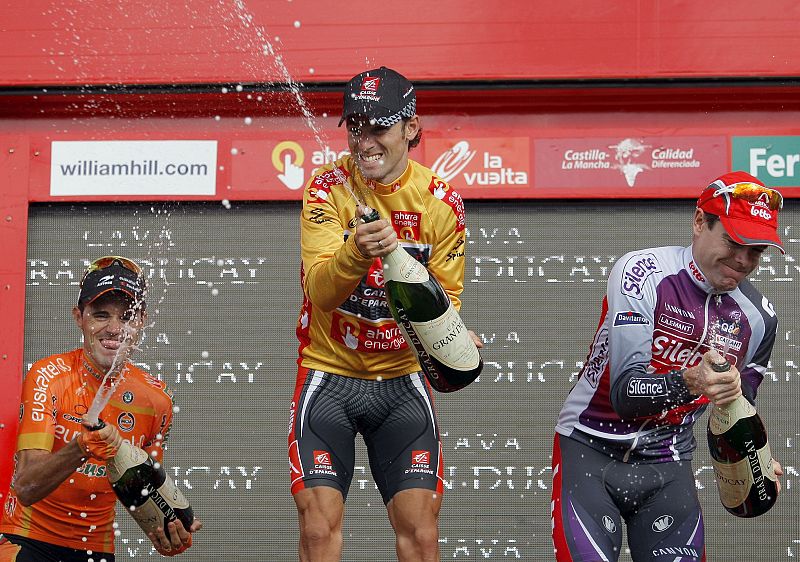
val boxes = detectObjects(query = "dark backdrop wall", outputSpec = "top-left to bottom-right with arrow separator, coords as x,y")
23,200 -> 799,560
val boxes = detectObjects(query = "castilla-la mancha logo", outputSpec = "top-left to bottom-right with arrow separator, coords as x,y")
536,135 -> 717,193
609,138 -> 650,187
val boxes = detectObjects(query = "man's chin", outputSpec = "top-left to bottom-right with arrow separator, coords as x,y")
90,351 -> 117,371
713,278 -> 740,292
357,161 -> 384,178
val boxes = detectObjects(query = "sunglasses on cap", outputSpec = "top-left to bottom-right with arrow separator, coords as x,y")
704,182 -> 784,212
80,256 -> 143,287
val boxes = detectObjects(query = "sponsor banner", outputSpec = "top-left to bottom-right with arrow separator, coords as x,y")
236,136 -> 533,200
29,127 -> 800,202
220,134 -> 796,201
534,136 -> 727,194
732,136 -> 800,187
232,139 -> 349,200
50,140 -> 217,196
425,137 -> 531,196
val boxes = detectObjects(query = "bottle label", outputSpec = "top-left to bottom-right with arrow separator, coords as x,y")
712,441 -> 776,509
411,302 -> 480,370
708,396 -> 757,436
127,478 -> 191,534
128,494 -> 173,535
107,441 -> 191,534
106,440 -> 148,484
382,248 -> 429,284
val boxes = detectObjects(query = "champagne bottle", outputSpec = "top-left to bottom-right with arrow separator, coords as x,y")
706,358 -> 777,517
94,422 -> 195,534
363,208 -> 483,392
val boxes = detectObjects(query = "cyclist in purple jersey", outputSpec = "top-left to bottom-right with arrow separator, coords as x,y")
552,171 -> 785,561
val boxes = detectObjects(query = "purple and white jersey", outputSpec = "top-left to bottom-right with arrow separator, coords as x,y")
556,245 -> 777,463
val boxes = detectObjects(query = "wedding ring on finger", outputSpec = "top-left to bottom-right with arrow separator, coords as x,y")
378,240 -> 384,249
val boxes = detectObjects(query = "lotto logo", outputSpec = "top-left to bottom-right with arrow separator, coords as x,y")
688,260 -> 705,283
412,450 -> 430,464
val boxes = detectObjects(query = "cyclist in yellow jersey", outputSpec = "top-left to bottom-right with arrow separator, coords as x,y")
289,66 -> 482,562
0,257 -> 201,561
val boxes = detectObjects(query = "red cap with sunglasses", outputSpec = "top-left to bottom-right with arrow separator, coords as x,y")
78,256 -> 147,308
697,171 -> 785,254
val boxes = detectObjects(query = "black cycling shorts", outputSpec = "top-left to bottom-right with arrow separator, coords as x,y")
551,434 -> 706,561
288,368 -> 443,504
0,534 -> 115,562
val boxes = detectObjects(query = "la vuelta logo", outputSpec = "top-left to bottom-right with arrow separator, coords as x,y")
430,141 -> 476,182
428,138 -> 529,188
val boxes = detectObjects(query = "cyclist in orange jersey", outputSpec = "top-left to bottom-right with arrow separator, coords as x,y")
0,257 -> 201,562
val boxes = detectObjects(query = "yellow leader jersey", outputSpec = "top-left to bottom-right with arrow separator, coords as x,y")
297,155 -> 468,380
0,349 -> 174,553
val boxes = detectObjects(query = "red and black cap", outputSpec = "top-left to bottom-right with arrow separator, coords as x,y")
338,66 -> 416,128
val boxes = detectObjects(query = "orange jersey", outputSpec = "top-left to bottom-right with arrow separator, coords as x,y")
297,155 -> 467,379
0,349 -> 175,553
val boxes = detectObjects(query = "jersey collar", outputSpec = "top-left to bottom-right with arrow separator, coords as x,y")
355,160 -> 412,195
684,245 -> 717,294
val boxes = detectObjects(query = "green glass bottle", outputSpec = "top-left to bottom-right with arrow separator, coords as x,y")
92,421 -> 195,533
706,359 -> 777,517
363,208 -> 482,392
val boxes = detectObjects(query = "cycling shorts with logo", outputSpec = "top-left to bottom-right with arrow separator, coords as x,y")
551,434 -> 705,561
288,368 -> 444,504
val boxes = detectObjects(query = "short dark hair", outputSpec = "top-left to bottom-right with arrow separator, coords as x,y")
702,211 -> 720,227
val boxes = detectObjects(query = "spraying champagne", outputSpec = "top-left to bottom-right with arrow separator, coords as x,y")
89,420 -> 195,534
362,208 -> 483,392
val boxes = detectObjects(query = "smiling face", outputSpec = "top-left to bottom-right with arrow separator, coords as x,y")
346,115 -> 419,184
692,209 -> 767,292
73,292 -> 146,373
